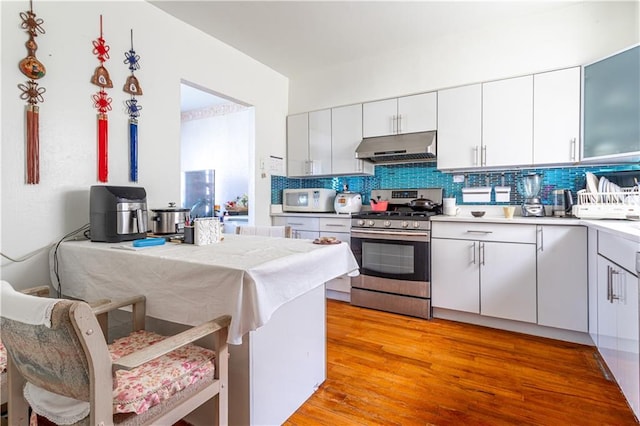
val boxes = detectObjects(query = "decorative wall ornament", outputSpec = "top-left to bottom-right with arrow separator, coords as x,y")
123,29 -> 142,182
91,15 -> 112,183
18,0 -> 46,184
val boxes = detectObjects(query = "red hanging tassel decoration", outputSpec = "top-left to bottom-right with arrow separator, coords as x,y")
98,113 -> 108,182
91,15 -> 112,182
18,1 -> 46,185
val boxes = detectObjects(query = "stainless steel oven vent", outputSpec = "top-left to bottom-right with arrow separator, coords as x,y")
355,131 -> 436,164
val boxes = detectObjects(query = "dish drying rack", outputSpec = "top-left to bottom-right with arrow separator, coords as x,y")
572,187 -> 640,219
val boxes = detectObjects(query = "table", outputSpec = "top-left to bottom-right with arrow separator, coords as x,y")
51,235 -> 359,425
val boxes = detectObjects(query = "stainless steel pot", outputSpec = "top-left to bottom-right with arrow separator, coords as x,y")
151,203 -> 190,234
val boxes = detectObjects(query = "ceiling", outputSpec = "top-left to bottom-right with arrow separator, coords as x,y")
151,0 -> 580,81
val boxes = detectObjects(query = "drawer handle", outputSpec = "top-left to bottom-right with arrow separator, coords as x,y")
466,230 -> 493,234
324,224 -> 346,227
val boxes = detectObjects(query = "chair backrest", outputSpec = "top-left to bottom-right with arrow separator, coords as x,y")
0,293 -> 106,402
235,225 -> 292,238
0,285 -> 51,406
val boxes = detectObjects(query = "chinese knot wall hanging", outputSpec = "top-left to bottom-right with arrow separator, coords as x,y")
123,29 -> 143,182
18,0 -> 46,185
90,15 -> 112,183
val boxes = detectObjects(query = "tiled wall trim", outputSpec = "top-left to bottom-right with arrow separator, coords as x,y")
271,163 -> 640,206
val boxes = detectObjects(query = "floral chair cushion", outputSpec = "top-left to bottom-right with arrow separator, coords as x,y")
109,330 -> 216,415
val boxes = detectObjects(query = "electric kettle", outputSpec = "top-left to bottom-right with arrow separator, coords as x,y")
551,189 -> 574,217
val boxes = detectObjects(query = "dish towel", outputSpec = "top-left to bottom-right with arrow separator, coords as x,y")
0,281 -> 58,327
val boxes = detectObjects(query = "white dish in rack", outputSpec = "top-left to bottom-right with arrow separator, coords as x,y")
586,172 -> 599,194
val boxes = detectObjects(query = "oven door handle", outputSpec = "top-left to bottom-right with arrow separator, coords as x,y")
351,229 -> 430,242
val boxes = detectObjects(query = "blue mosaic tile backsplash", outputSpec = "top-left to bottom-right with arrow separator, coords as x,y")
271,163 -> 640,206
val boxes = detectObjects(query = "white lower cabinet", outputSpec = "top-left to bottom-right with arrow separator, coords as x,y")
431,222 -> 537,323
595,231 -> 639,418
480,241 -> 537,322
433,222 -> 589,330
431,238 -> 480,313
536,225 -> 588,332
273,216 -> 319,239
273,215 -> 352,300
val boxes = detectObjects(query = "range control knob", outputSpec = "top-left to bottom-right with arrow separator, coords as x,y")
384,220 -> 392,228
368,220 -> 376,227
413,221 -> 421,228
357,219 -> 365,227
401,221 -> 409,228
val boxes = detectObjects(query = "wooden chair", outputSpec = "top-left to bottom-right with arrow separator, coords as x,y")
235,225 -> 292,238
1,281 -> 230,426
0,285 -> 50,407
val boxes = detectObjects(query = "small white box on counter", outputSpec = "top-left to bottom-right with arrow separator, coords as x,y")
462,187 -> 492,203
494,186 -> 512,203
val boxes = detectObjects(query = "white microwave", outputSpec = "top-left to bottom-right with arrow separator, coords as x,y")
283,188 -> 336,212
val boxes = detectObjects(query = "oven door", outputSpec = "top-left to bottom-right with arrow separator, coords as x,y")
350,229 -> 429,282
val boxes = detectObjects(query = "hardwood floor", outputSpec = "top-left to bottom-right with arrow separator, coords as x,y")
285,300 -> 638,426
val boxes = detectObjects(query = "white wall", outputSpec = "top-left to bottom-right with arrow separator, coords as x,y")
289,1 -> 639,113
1,0 -> 288,289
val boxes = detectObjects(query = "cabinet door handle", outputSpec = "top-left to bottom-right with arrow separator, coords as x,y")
480,242 -> 486,266
471,242 -> 476,265
481,146 -> 487,166
570,138 -> 577,162
473,146 -> 479,166
607,265 -> 613,303
397,114 -> 403,133
392,115 -> 397,134
611,268 -> 621,301
537,226 -> 544,252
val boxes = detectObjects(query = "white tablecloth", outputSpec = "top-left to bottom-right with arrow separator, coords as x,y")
50,235 -> 359,344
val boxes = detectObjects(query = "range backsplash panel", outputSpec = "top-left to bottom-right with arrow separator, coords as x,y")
271,163 -> 640,206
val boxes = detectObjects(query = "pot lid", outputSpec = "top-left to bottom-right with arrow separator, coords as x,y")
152,202 -> 189,212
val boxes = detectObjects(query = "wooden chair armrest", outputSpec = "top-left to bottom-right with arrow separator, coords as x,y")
22,285 -> 50,297
113,315 -> 231,372
91,295 -> 146,315
87,298 -> 112,308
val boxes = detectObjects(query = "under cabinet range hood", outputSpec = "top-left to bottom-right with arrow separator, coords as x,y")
355,131 -> 437,164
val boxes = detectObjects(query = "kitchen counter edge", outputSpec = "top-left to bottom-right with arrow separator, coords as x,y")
431,215 -> 640,242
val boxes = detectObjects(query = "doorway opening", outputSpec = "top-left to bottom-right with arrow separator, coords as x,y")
180,81 -> 255,230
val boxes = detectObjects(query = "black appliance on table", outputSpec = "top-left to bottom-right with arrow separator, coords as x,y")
90,185 -> 148,242
350,187 -> 443,319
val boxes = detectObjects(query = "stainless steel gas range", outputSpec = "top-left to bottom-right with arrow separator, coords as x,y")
350,188 -> 443,319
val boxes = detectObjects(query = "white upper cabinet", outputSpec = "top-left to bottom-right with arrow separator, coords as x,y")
533,67 -> 581,165
287,110 -> 331,177
331,104 -> 374,176
287,106 -> 373,178
286,113 -> 309,177
363,92 -> 437,138
398,92 -> 437,134
482,75 -> 534,168
308,109 -> 332,175
437,84 -> 482,169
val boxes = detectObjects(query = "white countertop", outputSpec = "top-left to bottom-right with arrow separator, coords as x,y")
271,212 -> 355,218
270,204 -> 640,242
432,205 -> 640,242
